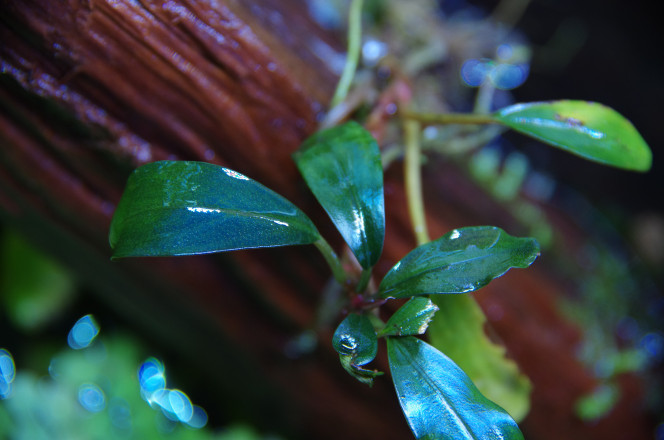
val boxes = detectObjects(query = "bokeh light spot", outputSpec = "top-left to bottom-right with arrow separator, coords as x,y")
187,405 -> 208,428
168,389 -> 194,423
490,63 -> 529,90
460,58 -> 492,87
138,358 -> 166,394
362,39 -> 388,66
78,383 -> 106,412
0,348 -> 16,399
640,332 -> 664,361
137,357 -> 206,429
496,43 -> 513,61
67,315 -> 100,349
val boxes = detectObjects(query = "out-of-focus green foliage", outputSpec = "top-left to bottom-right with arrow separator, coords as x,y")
0,333 -> 282,440
0,230 -> 75,331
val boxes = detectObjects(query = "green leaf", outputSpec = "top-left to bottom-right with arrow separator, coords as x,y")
429,295 -> 532,422
293,121 -> 385,269
494,100 -> 652,171
338,354 -> 384,387
387,336 -> 524,440
332,313 -> 377,366
378,227 -> 539,299
378,297 -> 439,337
109,161 -> 320,258
333,313 -> 381,386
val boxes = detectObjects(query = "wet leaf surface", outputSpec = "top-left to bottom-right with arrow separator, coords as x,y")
109,161 -> 320,258
332,313 -> 377,366
378,297 -> 439,337
428,295 -> 532,422
379,226 -> 539,299
387,336 -> 524,440
293,122 -> 385,269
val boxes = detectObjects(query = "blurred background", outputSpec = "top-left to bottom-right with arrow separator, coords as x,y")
1,0 -> 662,439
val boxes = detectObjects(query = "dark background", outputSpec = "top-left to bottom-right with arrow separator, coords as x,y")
508,0 -> 662,214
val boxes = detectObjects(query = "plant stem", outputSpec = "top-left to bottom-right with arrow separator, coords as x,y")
474,80 -> 495,114
330,0 -> 364,108
356,267 -> 372,293
401,110 -> 498,127
403,119 -> 430,246
314,238 -> 347,286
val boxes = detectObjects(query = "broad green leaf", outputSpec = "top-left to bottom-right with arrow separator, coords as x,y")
387,336 -> 524,440
332,313 -> 377,366
378,226 -> 539,299
494,100 -> 652,171
378,297 -> 439,337
429,295 -> 532,422
293,121 -> 385,269
109,161 -> 320,258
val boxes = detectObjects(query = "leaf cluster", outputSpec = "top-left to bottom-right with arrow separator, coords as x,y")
109,96 -> 650,438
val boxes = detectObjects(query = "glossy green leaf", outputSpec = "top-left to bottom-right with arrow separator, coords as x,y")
494,100 -> 652,171
332,313 -> 377,366
378,297 -> 439,337
429,295 -> 532,422
333,313 -> 381,386
109,161 -> 320,258
387,336 -> 524,440
293,121 -> 385,269
379,227 -> 539,299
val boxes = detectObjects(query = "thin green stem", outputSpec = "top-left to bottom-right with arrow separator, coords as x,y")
314,238 -> 347,286
330,0 -> 364,108
403,119 -> 430,246
401,110 -> 498,127
474,80 -> 495,114
356,267 -> 372,293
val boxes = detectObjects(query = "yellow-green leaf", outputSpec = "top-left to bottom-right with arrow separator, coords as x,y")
495,100 -> 652,171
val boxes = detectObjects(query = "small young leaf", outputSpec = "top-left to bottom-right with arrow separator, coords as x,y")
333,313 -> 381,386
338,354 -> 384,387
494,100 -> 652,171
109,161 -> 320,258
387,336 -> 524,440
378,297 -> 439,337
293,121 -> 385,269
332,313 -> 377,366
378,226 -> 539,299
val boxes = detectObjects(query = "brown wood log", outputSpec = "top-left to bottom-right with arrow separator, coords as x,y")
0,1 -> 653,439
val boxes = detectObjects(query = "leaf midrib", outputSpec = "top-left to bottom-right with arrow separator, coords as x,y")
393,339 -> 476,439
